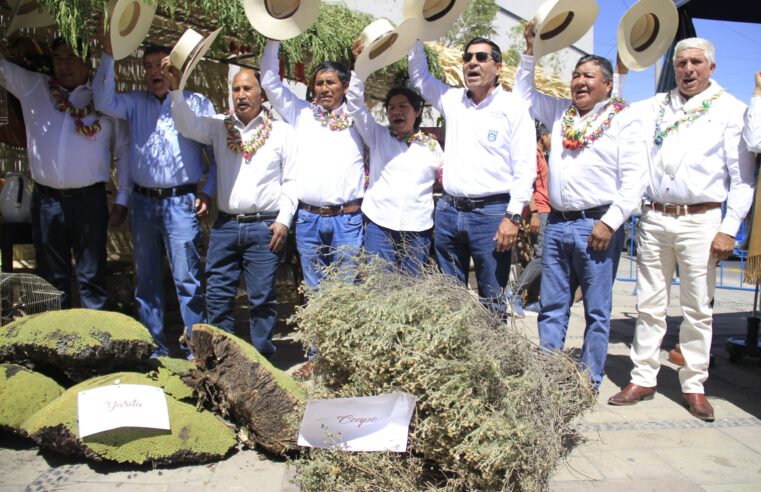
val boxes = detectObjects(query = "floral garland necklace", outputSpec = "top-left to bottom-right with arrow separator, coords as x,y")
391,130 -> 439,153
561,97 -> 628,150
310,102 -> 353,131
48,80 -> 101,137
653,89 -> 723,147
225,109 -> 273,161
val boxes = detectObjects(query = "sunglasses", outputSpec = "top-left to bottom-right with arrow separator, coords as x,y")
462,51 -> 492,63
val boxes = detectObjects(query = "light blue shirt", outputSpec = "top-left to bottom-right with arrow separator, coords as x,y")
92,53 -> 216,196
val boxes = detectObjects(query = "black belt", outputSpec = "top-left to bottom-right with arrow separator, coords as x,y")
36,182 -> 105,198
441,193 -> 511,211
551,205 -> 610,221
133,184 -> 196,199
218,211 -> 279,223
298,198 -> 363,217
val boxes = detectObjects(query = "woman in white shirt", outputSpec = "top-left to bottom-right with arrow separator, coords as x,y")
346,78 -> 442,275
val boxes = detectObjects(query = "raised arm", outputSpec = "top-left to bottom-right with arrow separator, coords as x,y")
259,39 -> 309,124
169,89 -> 216,146
92,53 -> 133,120
408,41 -> 452,115
0,58 -> 44,99
345,73 -> 385,148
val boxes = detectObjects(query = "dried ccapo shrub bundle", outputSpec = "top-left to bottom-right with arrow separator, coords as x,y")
289,258 -> 596,491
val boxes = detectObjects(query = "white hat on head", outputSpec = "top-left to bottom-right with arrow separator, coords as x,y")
403,0 -> 471,43
169,28 -> 223,91
617,0 -> 678,71
107,0 -> 156,60
532,0 -> 599,59
242,0 -> 321,41
4,0 -> 55,37
354,18 -> 420,81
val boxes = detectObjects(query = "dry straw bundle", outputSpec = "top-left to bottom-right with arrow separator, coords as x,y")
290,258 -> 596,491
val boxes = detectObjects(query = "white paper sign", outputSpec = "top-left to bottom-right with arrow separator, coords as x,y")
77,384 -> 171,438
297,393 -> 417,452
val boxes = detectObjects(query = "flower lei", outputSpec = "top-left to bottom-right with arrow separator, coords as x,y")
224,109 -> 273,161
391,130 -> 439,153
48,80 -> 101,137
653,89 -> 724,147
310,102 -> 353,131
561,97 -> 628,150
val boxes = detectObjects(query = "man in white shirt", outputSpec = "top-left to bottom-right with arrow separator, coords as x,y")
608,38 -> 755,421
166,65 -> 297,358
515,24 -> 647,389
408,38 -> 535,316
744,69 -> 761,152
0,37 -> 129,309
260,40 -> 364,290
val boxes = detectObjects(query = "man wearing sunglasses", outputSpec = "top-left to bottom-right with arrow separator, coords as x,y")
514,23 -> 647,390
408,38 -> 535,317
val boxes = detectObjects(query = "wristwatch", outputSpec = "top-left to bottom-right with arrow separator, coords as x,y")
506,213 -> 522,225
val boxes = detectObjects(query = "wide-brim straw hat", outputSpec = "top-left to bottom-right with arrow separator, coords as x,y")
242,0 -> 321,41
532,0 -> 599,58
107,0 -> 156,60
403,0 -> 471,43
4,0 -> 55,37
170,28 -> 223,91
617,0 -> 678,71
354,18 -> 420,81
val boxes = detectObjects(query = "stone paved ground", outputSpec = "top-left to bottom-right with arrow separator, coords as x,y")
2,260 -> 761,491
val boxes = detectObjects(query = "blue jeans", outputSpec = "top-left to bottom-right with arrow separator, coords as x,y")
205,217 -> 283,357
131,192 -> 206,356
434,197 -> 511,315
31,185 -> 108,309
294,208 -> 363,289
364,218 -> 432,276
538,213 -> 623,388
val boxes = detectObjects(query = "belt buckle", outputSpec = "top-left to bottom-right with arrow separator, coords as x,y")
318,206 -> 333,216
235,213 -> 247,222
454,197 -> 473,211
59,188 -> 76,198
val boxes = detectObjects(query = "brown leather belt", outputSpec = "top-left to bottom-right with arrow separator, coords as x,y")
649,201 -> 722,217
298,199 -> 362,217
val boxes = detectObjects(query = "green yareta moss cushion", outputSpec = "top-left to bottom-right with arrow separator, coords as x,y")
0,363 -> 64,436
0,309 -> 156,381
22,372 -> 236,466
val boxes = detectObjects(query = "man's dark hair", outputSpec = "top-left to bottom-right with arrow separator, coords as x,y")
574,54 -> 614,84
535,121 -> 550,141
464,37 -> 502,63
385,86 -> 424,132
51,36 -> 89,62
311,61 -> 350,86
464,37 -> 502,86
143,44 -> 171,61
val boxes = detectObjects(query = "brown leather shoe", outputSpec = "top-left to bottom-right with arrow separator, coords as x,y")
608,383 -> 657,406
668,344 -> 685,366
683,393 -> 715,422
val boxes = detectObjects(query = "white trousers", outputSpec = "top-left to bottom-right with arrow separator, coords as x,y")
629,206 -> 722,393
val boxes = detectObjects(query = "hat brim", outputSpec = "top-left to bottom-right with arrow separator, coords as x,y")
243,0 -> 321,41
5,0 -> 55,37
533,0 -> 598,59
617,0 -> 678,71
109,0 -> 156,60
403,0 -> 470,43
355,18 -> 420,81
173,28 -> 222,92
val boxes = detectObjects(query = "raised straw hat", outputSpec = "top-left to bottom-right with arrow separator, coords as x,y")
242,0 -> 321,41
403,0 -> 471,43
107,0 -> 156,60
532,0 -> 599,58
4,0 -> 55,37
169,28 -> 223,91
354,18 -> 420,81
617,0 -> 678,71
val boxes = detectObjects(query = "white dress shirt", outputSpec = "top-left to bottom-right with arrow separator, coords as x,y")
744,96 -> 761,153
170,91 -> 298,227
0,59 -> 130,205
408,41 -> 535,216
260,40 -> 364,206
627,79 -> 755,237
346,75 -> 442,231
514,54 -> 647,231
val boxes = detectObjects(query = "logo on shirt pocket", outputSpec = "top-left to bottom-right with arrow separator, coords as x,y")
487,130 -> 498,142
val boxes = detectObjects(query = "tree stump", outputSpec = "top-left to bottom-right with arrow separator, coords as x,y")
183,324 -> 305,455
